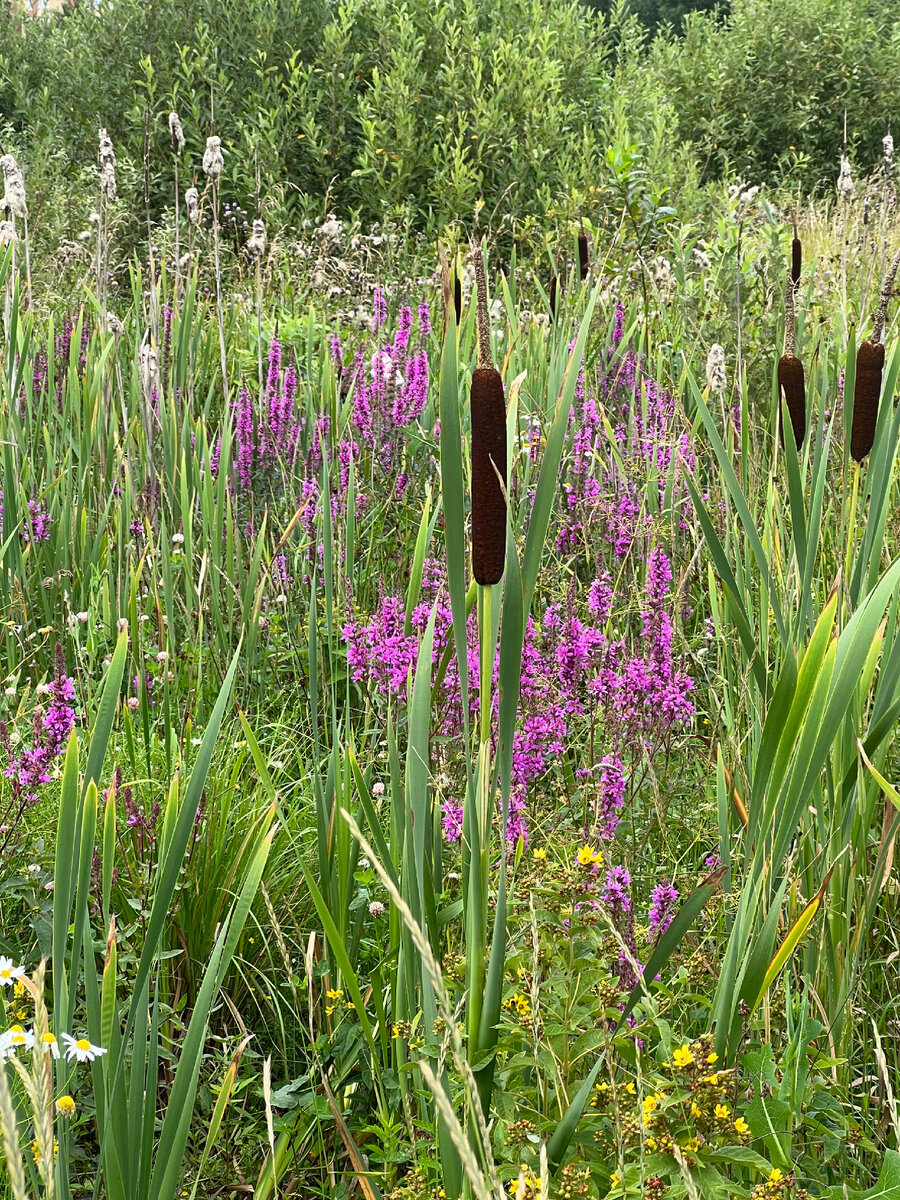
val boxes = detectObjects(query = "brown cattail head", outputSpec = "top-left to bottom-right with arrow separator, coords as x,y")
791,237 -> 801,289
471,366 -> 507,584
549,273 -> 558,320
851,340 -> 885,462
778,355 -> 806,450
454,271 -> 462,326
470,241 -> 506,584
577,227 -> 589,281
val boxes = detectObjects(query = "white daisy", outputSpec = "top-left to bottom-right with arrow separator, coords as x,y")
40,1031 -> 60,1059
2,1025 -> 34,1055
61,1033 -> 107,1063
0,957 -> 25,987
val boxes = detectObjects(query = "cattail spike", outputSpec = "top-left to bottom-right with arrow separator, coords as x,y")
472,241 -> 491,369
577,226 -> 589,281
791,236 -> 801,290
777,269 -> 806,449
470,366 -> 507,584
549,273 -> 558,320
454,270 -> 462,327
851,340 -> 885,462
469,240 -> 507,585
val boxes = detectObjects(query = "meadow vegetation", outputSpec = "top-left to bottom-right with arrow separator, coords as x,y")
2,1 -> 900,1198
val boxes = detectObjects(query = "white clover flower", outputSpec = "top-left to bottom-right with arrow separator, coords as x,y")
0,958 -> 25,987
116,617 -> 129,634
126,697 -> 140,710
61,1033 -> 107,1063
156,651 -> 168,663
76,611 -> 89,623
171,532 -> 185,545
368,901 -> 385,917
202,136 -> 224,182
36,682 -> 51,695
371,782 -> 385,797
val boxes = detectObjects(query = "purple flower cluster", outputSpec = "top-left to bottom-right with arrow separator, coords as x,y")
233,337 -> 301,500
0,493 -> 53,543
552,336 -> 696,560
1,645 -> 75,815
648,878 -> 679,938
346,302 -> 430,455
342,545 -> 693,845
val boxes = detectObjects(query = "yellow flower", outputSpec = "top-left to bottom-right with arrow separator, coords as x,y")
706,1051 -> 719,1064
690,1101 -> 702,1118
610,1171 -> 620,1187
533,848 -> 547,861
714,1103 -> 730,1120
672,1045 -> 694,1068
56,1095 -> 76,1117
768,1169 -> 784,1184
734,1117 -> 749,1135
577,844 -> 601,866
625,1081 -> 636,1095
642,1094 -> 660,1114
683,1136 -> 700,1152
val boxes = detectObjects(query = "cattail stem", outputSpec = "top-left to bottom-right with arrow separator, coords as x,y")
173,155 -> 181,305
211,179 -> 230,406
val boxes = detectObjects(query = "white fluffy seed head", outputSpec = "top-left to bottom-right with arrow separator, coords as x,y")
168,111 -> 185,156
202,136 -> 224,181
184,187 -> 200,226
706,343 -> 727,396
837,153 -> 854,203
884,134 -> 894,175
245,218 -> 267,258
0,155 -> 27,219
98,127 -> 117,200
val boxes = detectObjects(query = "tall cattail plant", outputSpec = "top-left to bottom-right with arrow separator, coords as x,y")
850,247 -> 900,463
169,110 -> 185,301
577,224 -> 589,281
470,245 -> 507,587
778,269 -> 806,450
203,130 -> 229,405
98,127 -> 117,333
0,153 -> 29,305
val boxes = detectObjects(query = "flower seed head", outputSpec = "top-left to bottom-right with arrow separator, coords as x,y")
837,153 -> 854,203
705,344 -> 727,396
184,186 -> 200,226
168,111 -> 185,156
202,135 -> 224,181
0,155 -> 26,218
